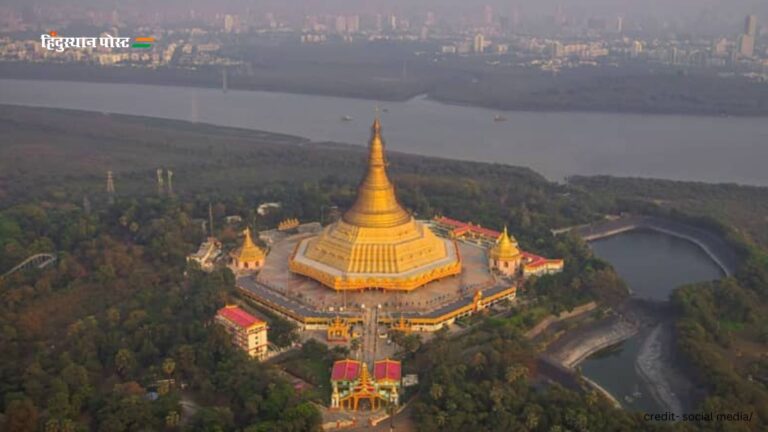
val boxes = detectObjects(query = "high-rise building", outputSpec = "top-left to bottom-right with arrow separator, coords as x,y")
712,38 -> 728,56
346,15 -> 360,33
388,14 -> 398,31
473,33 -> 485,53
745,14 -> 758,37
224,14 -> 234,33
335,15 -> 347,34
550,41 -> 564,58
484,5 -> 494,26
425,11 -> 436,27
738,34 -> 755,58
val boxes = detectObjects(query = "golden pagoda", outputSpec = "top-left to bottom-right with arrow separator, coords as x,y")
488,226 -> 522,276
327,316 -> 351,342
230,227 -> 266,271
391,315 -> 412,334
289,118 -> 461,291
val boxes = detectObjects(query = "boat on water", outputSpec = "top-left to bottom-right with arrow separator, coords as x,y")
341,115 -> 353,121
493,114 -> 508,122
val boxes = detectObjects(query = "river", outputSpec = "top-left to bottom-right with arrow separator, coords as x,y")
581,229 -> 725,413
2,78 -> 768,186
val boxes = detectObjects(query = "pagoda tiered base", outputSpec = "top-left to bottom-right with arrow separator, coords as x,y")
289,233 -> 462,292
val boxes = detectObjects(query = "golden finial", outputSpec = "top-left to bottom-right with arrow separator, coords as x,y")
372,114 -> 382,137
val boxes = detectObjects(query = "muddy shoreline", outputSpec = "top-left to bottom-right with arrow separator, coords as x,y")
542,299 -> 698,413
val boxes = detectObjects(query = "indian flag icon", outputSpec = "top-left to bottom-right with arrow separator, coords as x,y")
132,37 -> 154,49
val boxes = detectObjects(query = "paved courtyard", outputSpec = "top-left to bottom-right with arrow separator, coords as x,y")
254,233 -> 497,315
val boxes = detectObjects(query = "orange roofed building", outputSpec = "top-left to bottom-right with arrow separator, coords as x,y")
435,217 -> 564,277
330,358 -> 402,411
215,305 -> 269,360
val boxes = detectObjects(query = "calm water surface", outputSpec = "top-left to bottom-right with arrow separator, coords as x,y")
1,79 -> 768,185
581,229 -> 724,412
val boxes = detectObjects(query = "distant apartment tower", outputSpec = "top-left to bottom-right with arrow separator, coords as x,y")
335,15 -> 346,33
711,38 -> 728,56
388,14 -> 398,31
473,33 -> 485,53
484,5 -> 494,26
550,41 -> 564,58
738,34 -> 755,58
745,14 -> 758,37
425,11 -> 436,27
224,14 -> 237,33
738,14 -> 758,58
216,305 -> 269,360
346,15 -> 360,33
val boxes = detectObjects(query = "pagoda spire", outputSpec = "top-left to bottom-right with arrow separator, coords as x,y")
359,362 -> 372,387
342,118 -> 411,228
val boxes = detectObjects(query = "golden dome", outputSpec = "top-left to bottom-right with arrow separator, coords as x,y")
289,117 -> 462,291
490,226 -> 521,261
234,227 -> 265,262
342,118 -> 411,228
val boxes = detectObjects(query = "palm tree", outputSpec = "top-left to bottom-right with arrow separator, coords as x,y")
162,358 -> 176,376
115,348 -> 134,378
505,365 -> 528,384
436,412 -> 447,428
429,383 -> 444,400
524,408 -> 540,429
165,411 -> 180,428
162,358 -> 176,389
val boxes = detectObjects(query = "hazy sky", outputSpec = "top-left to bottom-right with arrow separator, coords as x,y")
14,0 -> 766,15
11,0 -> 767,33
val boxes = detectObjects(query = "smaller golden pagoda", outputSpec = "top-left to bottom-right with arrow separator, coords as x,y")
391,315 -> 412,334
327,316 -> 351,342
488,227 -> 522,276
230,227 -> 266,271
278,218 -> 300,231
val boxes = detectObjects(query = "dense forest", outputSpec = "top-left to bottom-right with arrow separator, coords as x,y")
1,106 -> 767,430
0,199 -> 322,431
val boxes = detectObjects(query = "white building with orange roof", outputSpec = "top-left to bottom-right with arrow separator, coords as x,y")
215,305 -> 269,360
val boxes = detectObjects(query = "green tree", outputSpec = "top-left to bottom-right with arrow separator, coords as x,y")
115,348 -> 135,378
3,398 -> 39,432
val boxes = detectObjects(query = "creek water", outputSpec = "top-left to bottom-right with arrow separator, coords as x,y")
581,229 -> 725,412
